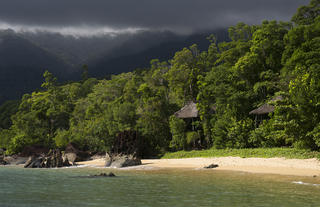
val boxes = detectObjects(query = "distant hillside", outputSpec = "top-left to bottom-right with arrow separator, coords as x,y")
23,30 -> 182,69
88,29 -> 229,77
0,30 -> 73,103
0,28 -> 229,104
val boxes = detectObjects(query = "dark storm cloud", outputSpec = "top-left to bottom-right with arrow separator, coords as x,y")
0,0 -> 307,35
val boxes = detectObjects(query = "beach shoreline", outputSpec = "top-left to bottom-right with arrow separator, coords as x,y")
76,157 -> 320,177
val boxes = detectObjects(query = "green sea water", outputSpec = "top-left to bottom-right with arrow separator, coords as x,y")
0,166 -> 320,207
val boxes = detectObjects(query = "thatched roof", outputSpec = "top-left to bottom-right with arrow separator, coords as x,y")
174,102 -> 216,118
249,96 -> 283,115
174,102 -> 199,118
249,104 -> 275,115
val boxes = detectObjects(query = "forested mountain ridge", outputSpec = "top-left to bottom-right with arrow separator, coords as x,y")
0,29 -> 228,104
0,0 -> 319,156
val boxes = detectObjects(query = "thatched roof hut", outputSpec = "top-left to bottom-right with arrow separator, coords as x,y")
174,102 -> 216,118
249,96 -> 283,115
174,102 -> 199,118
249,104 -> 275,115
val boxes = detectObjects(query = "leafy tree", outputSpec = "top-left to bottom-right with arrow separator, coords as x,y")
169,115 -> 186,150
292,0 -> 320,25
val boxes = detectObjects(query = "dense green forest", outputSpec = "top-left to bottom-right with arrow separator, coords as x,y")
0,0 -> 319,156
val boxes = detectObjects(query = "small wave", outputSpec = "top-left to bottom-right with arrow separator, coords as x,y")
292,181 -> 320,187
54,164 -> 93,169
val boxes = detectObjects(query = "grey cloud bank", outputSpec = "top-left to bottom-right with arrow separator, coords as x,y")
0,0 -> 307,36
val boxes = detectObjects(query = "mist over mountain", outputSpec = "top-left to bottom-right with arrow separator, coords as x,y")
0,28 -> 229,104
88,29 -> 229,77
0,30 -> 72,103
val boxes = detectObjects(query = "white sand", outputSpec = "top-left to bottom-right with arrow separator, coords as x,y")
77,157 -> 320,177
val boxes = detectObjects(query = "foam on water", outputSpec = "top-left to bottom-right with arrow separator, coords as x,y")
292,181 -> 320,187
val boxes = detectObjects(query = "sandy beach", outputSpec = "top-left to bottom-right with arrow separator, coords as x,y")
77,157 -> 320,177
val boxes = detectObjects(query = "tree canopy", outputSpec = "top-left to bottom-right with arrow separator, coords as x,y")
0,0 -> 319,155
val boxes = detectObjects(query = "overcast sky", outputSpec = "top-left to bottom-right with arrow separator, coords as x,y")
0,0 -> 308,36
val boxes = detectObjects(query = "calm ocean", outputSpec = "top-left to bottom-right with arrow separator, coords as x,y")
0,166 -> 319,207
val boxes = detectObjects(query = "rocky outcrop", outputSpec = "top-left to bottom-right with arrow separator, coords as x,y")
24,149 -> 71,168
24,156 -> 43,168
105,153 -> 141,168
105,152 -> 112,167
42,149 -> 71,168
3,155 -> 28,165
62,152 -> 77,165
65,143 -> 90,162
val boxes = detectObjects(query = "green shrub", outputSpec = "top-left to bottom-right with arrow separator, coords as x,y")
54,129 -> 70,148
227,118 -> 254,148
169,115 -> 186,150
186,131 -> 201,148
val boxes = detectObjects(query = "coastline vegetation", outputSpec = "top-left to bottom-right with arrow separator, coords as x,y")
0,0 -> 320,158
162,147 -> 320,159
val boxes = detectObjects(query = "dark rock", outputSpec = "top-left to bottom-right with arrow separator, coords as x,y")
0,158 -> 7,165
32,157 -> 44,168
92,172 -> 116,177
42,149 -> 64,168
24,149 -> 71,168
75,172 -> 116,178
204,164 -> 219,169
62,155 -> 71,167
108,172 -> 116,177
0,160 -> 7,165
24,156 -> 36,168
109,154 -> 141,168
24,156 -> 44,168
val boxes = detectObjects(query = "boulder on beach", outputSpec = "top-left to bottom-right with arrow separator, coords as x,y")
65,143 -> 90,162
24,149 -> 71,168
3,156 -> 28,165
63,152 -> 77,165
24,156 -> 43,168
0,159 -> 7,165
0,158 -> 7,165
106,154 -> 141,168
